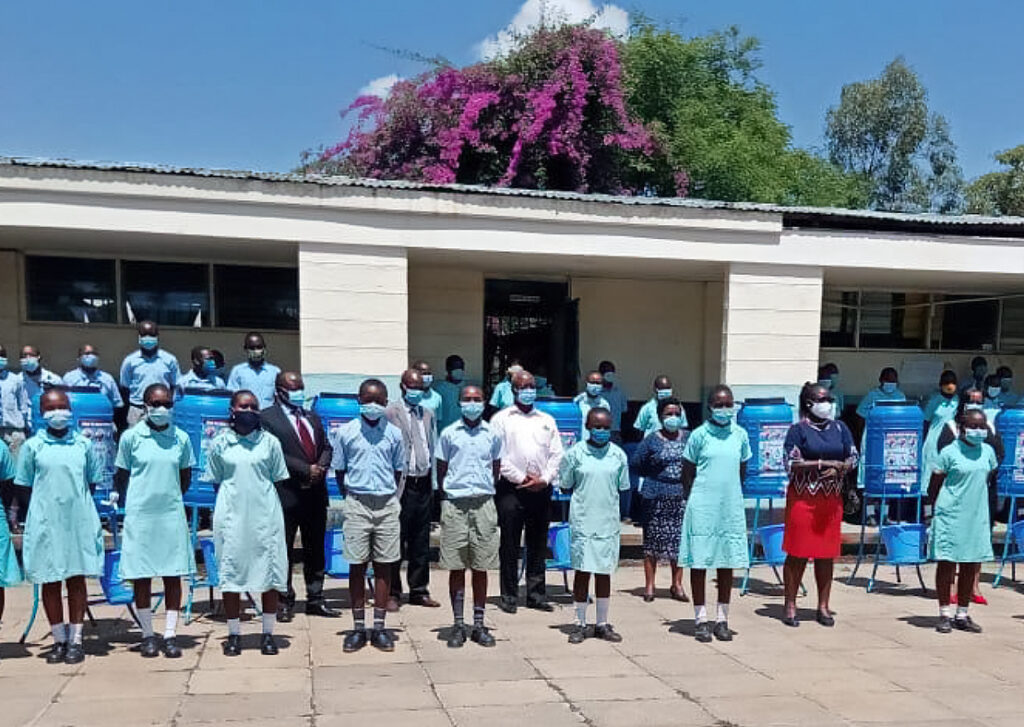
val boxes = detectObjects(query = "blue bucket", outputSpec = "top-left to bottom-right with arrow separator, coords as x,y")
546,523 -> 572,570
880,524 -> 926,564
99,550 -> 134,605
324,528 -> 351,578
756,524 -> 786,565
199,538 -> 219,587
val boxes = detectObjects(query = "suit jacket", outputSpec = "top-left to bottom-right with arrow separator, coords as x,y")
261,403 -> 333,508
385,400 -> 436,492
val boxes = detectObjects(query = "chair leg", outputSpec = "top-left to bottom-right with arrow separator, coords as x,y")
741,499 -> 760,596
127,603 -> 142,630
19,584 -> 40,644
847,496 -> 869,585
915,564 -> 927,593
895,565 -> 902,584
86,606 -> 98,627
993,498 -> 1016,589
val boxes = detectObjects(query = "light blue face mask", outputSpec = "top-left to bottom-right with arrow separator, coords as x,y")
80,353 -> 99,369
421,374 -> 433,388
964,402 -> 983,411
404,388 -> 424,406
817,379 -> 833,390
602,371 -> 615,384
881,382 -> 897,394
1001,377 -> 1013,391
43,408 -> 72,430
203,358 -> 218,373
987,386 -> 1001,399
656,388 -> 672,400
146,405 -> 173,427
460,401 -> 485,421
139,335 -> 159,350
586,382 -> 603,397
589,428 -> 611,445
711,407 -> 734,424
359,402 -> 386,421
287,389 -> 305,408
662,415 -> 682,432
0,357 -> 7,370
449,368 -> 465,383
516,387 -> 537,405
964,428 -> 988,444
21,356 -> 39,373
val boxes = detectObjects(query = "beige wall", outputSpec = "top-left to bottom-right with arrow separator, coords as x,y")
574,277 -> 708,401
407,266 -> 484,382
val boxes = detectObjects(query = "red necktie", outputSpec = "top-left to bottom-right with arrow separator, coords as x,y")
295,413 -> 316,462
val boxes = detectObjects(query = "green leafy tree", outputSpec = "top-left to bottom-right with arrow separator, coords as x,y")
966,145 -> 1024,216
825,58 -> 964,213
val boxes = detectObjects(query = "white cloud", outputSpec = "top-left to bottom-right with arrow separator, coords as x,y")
476,0 -> 629,60
358,73 -> 402,99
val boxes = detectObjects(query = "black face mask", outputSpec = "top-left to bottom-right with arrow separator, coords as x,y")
230,409 -> 261,436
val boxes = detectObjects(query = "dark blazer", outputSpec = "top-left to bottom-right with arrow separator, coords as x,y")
384,399 -> 436,494
261,403 -> 333,508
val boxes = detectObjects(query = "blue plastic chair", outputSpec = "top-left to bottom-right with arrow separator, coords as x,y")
189,536 -> 260,620
546,522 -> 572,591
868,523 -> 928,593
324,528 -> 351,579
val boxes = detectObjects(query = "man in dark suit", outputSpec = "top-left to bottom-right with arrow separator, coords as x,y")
261,371 -> 338,620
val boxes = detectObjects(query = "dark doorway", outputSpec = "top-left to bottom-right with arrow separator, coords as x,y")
484,279 -> 579,396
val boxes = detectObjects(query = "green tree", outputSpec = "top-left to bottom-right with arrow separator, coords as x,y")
966,145 -> 1024,216
623,21 -> 863,205
825,58 -> 964,213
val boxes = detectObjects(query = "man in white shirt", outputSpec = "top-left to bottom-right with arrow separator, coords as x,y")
490,370 -> 565,613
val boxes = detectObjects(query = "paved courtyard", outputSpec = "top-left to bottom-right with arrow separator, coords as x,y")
0,560 -> 1022,727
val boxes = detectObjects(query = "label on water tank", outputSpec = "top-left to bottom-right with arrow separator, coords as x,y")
199,416 -> 230,472
79,419 -> 116,487
758,424 -> 789,474
328,419 -> 344,442
559,431 -> 577,450
883,430 -> 918,487
1015,432 -> 1024,484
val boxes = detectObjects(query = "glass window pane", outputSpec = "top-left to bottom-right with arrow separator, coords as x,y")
1000,296 -> 1024,353
859,292 -> 929,349
25,255 -> 117,323
820,289 -> 857,347
214,265 -> 298,330
122,261 -> 208,327
932,295 -> 998,351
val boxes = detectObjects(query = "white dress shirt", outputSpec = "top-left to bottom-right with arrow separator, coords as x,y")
490,405 -> 564,485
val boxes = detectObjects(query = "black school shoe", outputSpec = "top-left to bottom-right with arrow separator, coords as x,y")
222,634 -> 242,657
162,637 -> 182,658
370,629 -> 394,652
342,630 -> 367,653
593,624 -> 622,643
64,643 -> 85,665
936,616 -> 952,634
694,622 -> 713,643
140,635 -> 160,658
470,626 -> 496,647
713,622 -> 733,642
953,615 -> 982,633
447,624 -> 467,648
567,625 -> 587,644
261,634 -> 279,655
46,642 -> 68,664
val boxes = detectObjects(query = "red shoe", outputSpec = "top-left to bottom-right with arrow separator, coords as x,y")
950,595 -> 957,606
972,594 -> 988,605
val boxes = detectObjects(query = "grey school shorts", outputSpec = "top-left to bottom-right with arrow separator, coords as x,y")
439,495 -> 499,571
342,493 -> 401,565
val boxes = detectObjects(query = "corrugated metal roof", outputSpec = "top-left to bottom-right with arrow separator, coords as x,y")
3,156 -> 1024,232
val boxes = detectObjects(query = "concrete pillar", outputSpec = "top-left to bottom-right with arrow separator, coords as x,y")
298,242 -> 408,398
0,251 -> 19,350
721,263 -> 823,408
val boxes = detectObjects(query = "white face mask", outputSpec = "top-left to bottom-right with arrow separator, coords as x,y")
810,402 -> 834,421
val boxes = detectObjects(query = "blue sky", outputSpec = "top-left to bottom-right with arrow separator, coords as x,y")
2,0 -> 1021,180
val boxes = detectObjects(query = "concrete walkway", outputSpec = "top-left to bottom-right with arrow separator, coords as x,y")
1,560 -> 1023,726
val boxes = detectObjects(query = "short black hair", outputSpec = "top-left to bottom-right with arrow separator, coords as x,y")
143,383 -> 171,404
707,384 -> 733,405
445,355 -> 463,370
359,378 -> 387,397
230,389 -> 258,408
656,396 -> 682,418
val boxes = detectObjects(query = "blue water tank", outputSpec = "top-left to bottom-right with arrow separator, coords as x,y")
534,397 -> 582,502
864,400 -> 924,496
995,405 -> 1024,497
176,388 -> 233,509
312,393 -> 361,498
32,387 -> 117,499
736,398 -> 794,498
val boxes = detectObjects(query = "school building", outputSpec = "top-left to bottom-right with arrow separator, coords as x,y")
1,158 -> 1023,416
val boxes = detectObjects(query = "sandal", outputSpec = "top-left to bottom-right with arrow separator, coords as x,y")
669,586 -> 690,603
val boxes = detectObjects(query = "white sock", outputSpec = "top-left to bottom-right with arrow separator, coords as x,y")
227,618 -> 241,636
137,607 -> 154,638
51,623 -> 67,644
262,612 -> 276,635
694,604 -> 707,625
69,623 -> 84,645
939,605 -> 952,619
955,606 -> 969,620
716,602 -> 729,623
595,597 -> 610,627
574,601 -> 588,627
164,610 -> 179,639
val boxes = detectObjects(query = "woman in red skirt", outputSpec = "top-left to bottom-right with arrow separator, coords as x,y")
781,382 -> 857,627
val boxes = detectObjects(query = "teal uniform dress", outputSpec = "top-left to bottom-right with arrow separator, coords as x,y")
15,430 -> 104,583
929,440 -> 997,563
919,393 -> 959,490
490,380 -> 515,410
115,423 -> 197,579
205,429 -> 290,593
0,442 -> 22,586
558,441 -> 630,574
678,422 -> 752,569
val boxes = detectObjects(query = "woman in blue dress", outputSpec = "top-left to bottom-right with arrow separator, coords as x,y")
678,386 -> 751,643
633,396 -> 688,603
115,383 -> 195,659
15,389 -> 104,665
928,408 -> 998,634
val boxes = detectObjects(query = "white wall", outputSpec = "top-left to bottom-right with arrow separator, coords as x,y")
407,266 -> 484,383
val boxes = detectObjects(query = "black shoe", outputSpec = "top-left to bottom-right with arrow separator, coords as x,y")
713,622 -> 733,642
593,624 -> 622,643
498,598 -> 518,615
140,635 -> 160,658
64,643 -> 85,665
408,595 -> 441,608
694,621 -> 712,643
260,634 -> 279,656
162,637 -> 182,659
46,642 -> 67,665
447,624 -> 466,649
526,601 -> 554,612
816,611 -> 835,628
278,604 -> 294,623
782,615 -> 800,628
370,628 -> 394,652
643,593 -> 655,603
953,615 -> 982,633
567,625 -> 587,644
342,630 -> 367,653
222,634 -> 242,657
936,616 -> 952,634
470,626 -> 496,647
305,602 -> 340,618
